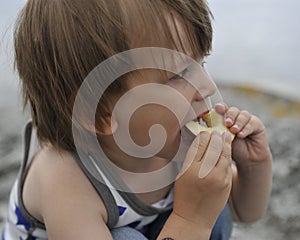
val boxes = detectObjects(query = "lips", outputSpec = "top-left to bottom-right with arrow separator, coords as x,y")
180,107 -> 210,131
180,110 -> 210,140
196,110 -> 209,123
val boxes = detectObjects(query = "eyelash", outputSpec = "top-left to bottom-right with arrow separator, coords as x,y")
201,61 -> 207,67
173,68 -> 189,79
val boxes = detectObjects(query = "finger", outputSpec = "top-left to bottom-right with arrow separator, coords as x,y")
237,115 -> 264,138
185,131 -> 211,162
181,131 -> 211,176
213,132 -> 232,180
198,131 -> 223,178
229,110 -> 251,134
224,107 -> 240,127
214,103 -> 228,115
217,132 -> 232,167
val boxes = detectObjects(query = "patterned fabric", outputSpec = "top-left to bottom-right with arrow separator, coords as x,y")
94,164 -> 174,230
2,180 -> 47,240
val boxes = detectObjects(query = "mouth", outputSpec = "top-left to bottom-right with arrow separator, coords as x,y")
180,110 -> 210,135
196,110 -> 209,123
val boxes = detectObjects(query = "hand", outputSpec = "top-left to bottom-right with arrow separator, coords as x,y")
214,104 -> 273,222
215,104 -> 272,166
173,131 -> 233,228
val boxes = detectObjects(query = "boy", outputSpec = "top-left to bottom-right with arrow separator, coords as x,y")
2,0 -> 272,239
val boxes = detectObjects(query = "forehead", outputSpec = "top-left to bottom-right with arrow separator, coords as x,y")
167,14 -> 202,60
128,11 -> 203,61
125,13 -> 203,85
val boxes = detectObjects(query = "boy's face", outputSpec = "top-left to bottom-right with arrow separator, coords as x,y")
110,59 -> 216,161
102,17 -> 217,161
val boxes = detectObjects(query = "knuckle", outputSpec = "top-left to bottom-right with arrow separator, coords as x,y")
237,113 -> 250,124
222,143 -> 232,158
222,150 -> 232,161
229,106 -> 239,111
209,143 -> 222,154
240,110 -> 250,116
241,124 -> 251,133
190,140 -> 200,151
214,176 -> 231,191
226,108 -> 239,120
208,165 -> 232,189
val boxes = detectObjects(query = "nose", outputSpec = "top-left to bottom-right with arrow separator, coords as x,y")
192,68 -> 217,102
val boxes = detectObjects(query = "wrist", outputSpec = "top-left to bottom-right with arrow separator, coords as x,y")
158,212 -> 212,240
172,208 -> 215,229
236,154 -> 272,174
235,147 -> 272,169
236,156 -> 272,188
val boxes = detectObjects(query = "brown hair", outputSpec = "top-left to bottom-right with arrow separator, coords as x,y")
14,0 -> 213,150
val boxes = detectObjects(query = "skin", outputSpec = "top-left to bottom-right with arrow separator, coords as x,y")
222,105 -> 273,222
158,104 -> 273,240
22,76 -> 272,240
22,16 -> 272,240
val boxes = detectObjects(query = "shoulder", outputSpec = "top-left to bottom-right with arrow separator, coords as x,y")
24,145 -> 108,227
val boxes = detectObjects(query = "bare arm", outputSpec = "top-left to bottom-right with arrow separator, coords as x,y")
223,107 -> 273,222
35,147 -> 113,240
230,159 -> 272,222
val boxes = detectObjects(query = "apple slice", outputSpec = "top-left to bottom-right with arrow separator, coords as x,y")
185,109 -> 235,141
184,109 -> 235,178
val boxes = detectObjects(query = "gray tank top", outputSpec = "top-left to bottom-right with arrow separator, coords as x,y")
17,122 -> 172,230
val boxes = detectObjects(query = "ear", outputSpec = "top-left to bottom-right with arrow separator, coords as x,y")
101,117 -> 118,135
84,116 -> 118,136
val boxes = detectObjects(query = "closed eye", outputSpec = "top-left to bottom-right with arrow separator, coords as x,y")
170,67 -> 189,80
169,60 -> 206,81
200,60 -> 207,68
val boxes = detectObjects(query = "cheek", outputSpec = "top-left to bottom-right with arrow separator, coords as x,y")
129,105 -> 181,150
191,101 -> 210,116
167,79 -> 195,103
157,129 -> 181,160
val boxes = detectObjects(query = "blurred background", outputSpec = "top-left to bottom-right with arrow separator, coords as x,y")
208,0 -> 300,102
0,0 -> 299,239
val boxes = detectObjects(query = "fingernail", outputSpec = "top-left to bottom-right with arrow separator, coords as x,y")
232,124 -> 239,130
238,131 -> 244,137
215,103 -> 225,112
215,103 -> 224,107
225,118 -> 233,125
